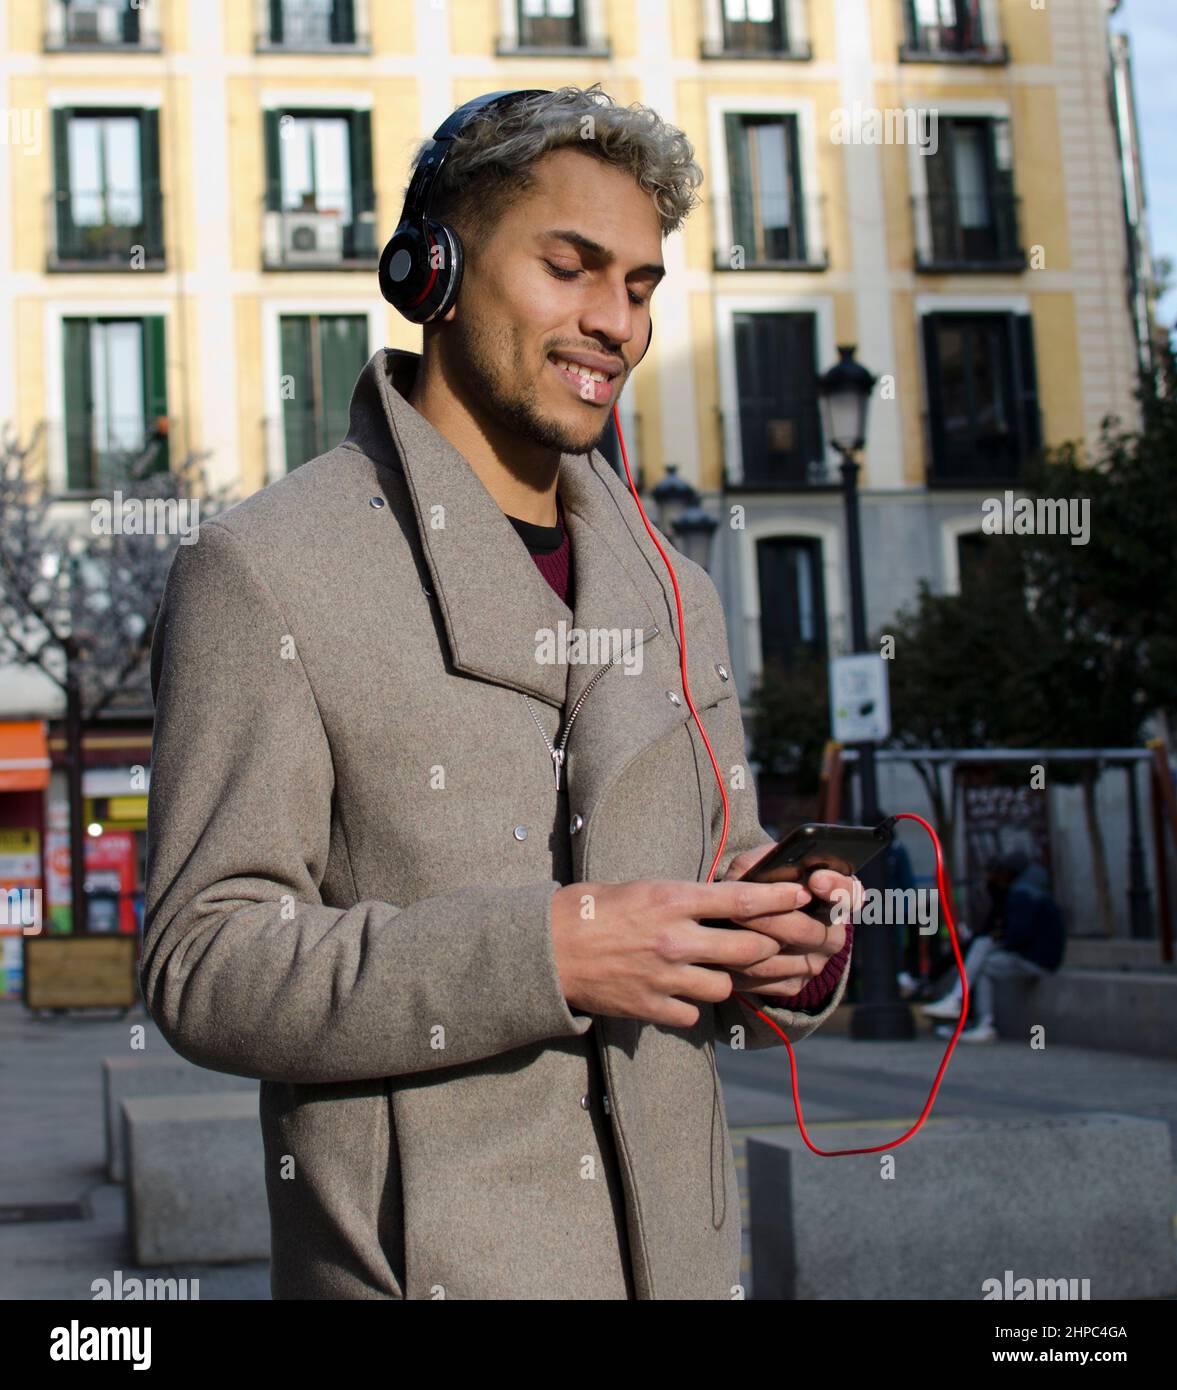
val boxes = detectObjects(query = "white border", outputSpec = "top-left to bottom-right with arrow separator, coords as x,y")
260,90 -> 373,111
43,299 -> 173,494
915,292 -> 1030,317
714,292 -> 835,486
706,92 -> 824,267
47,89 -> 163,109
736,515 -> 845,683
261,298 -> 376,483
940,513 -> 987,595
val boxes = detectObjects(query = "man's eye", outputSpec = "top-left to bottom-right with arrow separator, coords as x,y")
545,259 -> 650,308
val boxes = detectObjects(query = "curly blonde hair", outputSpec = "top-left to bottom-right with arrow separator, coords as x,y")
408,83 -> 704,246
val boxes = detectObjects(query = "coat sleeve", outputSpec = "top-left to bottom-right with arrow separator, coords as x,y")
142,520 -> 592,1085
701,598 -> 852,1051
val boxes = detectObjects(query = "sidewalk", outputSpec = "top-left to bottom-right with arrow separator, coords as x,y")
3,998 -> 1174,1300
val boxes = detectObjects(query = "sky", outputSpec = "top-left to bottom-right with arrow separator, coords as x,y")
1110,0 -> 1177,330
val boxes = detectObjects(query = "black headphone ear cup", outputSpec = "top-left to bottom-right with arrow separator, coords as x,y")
428,219 -> 464,320
379,221 -> 464,323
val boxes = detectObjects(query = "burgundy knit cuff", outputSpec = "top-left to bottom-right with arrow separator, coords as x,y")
784,918 -> 855,1014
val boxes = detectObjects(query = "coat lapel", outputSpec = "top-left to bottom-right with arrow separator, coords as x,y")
347,347 -> 701,849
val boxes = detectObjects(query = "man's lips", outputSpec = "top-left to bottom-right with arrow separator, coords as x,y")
546,355 -> 618,406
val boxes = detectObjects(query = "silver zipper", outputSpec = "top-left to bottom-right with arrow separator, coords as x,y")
525,624 -> 660,792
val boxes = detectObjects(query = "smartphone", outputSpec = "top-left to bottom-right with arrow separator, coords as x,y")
713,820 -> 895,926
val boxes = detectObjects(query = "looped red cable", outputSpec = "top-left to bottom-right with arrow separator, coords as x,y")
613,406 -> 970,1156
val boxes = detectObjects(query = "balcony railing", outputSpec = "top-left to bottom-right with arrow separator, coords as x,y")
44,0 -> 161,51
701,0 -> 811,60
60,415 -> 173,495
261,191 -> 378,269
898,0 -> 1008,63
715,190 -> 828,270
255,0 -> 370,51
912,191 -> 1024,272
925,419 -> 1032,486
47,184 -> 165,270
495,3 -> 610,57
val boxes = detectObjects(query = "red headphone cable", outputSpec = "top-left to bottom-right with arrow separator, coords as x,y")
611,403 -> 969,1156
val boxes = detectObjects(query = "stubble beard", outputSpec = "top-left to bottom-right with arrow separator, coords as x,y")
451,313 -> 613,460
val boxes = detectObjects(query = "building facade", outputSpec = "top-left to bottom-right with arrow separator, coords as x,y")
0,0 -> 1154,938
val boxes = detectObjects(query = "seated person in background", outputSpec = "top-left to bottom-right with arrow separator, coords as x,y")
921,850 -> 1066,1044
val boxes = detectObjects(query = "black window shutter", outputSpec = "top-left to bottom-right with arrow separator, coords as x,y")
331,0 -> 356,43
922,314 -> 947,479
724,114 -> 754,263
139,108 -> 162,260
53,108 -> 74,260
269,0 -> 284,44
1014,313 -> 1041,460
263,109 -> 282,212
122,0 -> 140,44
63,318 -> 93,491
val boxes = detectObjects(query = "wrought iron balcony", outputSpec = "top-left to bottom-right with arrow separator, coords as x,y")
898,0 -> 1008,64
700,0 -> 812,59
59,414 -> 173,495
912,191 -> 1025,272
255,0 -> 371,51
47,184 -> 165,270
43,0 -> 161,51
714,190 -> 828,270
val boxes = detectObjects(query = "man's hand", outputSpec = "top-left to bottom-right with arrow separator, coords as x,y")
551,877 -> 817,1029
719,845 -> 862,1001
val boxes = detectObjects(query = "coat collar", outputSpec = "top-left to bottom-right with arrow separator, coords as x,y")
344,348 -> 672,715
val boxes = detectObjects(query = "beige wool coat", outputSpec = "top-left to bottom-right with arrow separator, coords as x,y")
142,347 -> 850,1300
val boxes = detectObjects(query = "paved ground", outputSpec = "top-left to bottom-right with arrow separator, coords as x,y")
2,999 -> 1174,1300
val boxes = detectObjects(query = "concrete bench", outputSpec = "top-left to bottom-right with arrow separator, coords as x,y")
748,1113 -> 1176,1300
1064,939 -> 1173,972
103,1056 -> 257,1182
122,1092 -> 270,1266
993,968 -> 1177,1059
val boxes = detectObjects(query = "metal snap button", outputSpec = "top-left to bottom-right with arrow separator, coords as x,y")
369,496 -> 385,508
421,583 -> 433,597
666,690 -> 681,705
716,663 -> 730,681
569,814 -> 584,835
513,826 -> 528,841
603,1092 -> 611,1116
580,1094 -> 590,1110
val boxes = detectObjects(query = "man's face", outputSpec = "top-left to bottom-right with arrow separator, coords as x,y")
442,146 -> 665,457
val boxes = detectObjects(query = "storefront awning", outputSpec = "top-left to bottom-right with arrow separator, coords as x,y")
0,721 -> 51,792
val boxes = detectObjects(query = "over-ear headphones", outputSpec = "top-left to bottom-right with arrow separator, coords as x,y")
379,88 -> 653,366
379,90 -> 550,325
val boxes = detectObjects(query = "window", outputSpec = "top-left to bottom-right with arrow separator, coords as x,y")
956,530 -> 1000,593
279,315 -> 369,470
62,316 -> 168,491
518,0 -> 581,47
733,313 -> 824,487
722,0 -> 788,53
917,116 -> 1022,269
47,0 -> 153,50
51,108 -> 163,268
757,536 -> 827,671
263,0 -> 361,47
901,0 -> 1005,62
262,109 -> 375,267
922,312 -> 1040,484
724,113 -> 811,265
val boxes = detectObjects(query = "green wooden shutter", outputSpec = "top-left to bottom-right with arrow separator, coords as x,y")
922,314 -> 946,480
1014,313 -> 1041,463
142,315 -> 169,474
785,115 -> 806,262
122,0 -> 140,44
348,109 -> 374,257
52,108 -> 74,262
924,119 -> 955,264
139,108 -> 162,261
319,316 -> 368,452
724,113 -> 754,264
331,0 -> 356,44
280,316 -> 314,471
263,109 -> 283,212
63,318 -> 93,491
269,0 -> 284,44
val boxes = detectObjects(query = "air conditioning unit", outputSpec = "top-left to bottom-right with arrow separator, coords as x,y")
69,3 -> 122,44
282,211 -> 343,264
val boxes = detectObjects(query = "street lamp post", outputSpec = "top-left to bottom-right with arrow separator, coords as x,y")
818,345 -> 914,1041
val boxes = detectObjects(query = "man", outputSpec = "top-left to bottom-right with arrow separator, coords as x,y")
143,85 -> 856,1301
922,849 -> 1066,1043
